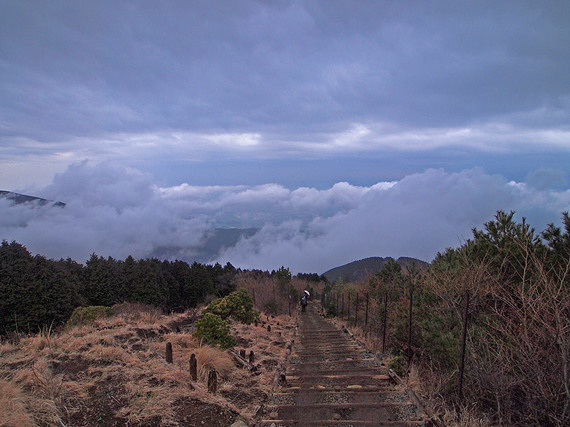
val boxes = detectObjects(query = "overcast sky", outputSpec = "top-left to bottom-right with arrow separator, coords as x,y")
1,1 -> 569,272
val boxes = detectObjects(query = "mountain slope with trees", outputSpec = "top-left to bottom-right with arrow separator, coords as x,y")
322,256 -> 428,283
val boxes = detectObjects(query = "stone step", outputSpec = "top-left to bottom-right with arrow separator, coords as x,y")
262,401 -> 419,424
276,384 -> 398,394
293,350 -> 369,358
289,357 -> 375,366
286,374 -> 392,387
271,390 -> 410,405
288,366 -> 386,376
296,346 -> 364,353
259,420 -> 426,426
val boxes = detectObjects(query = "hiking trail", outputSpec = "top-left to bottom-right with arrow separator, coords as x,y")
257,304 -> 430,426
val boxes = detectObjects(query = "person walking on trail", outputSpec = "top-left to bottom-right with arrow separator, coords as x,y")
300,294 -> 307,312
300,290 -> 309,312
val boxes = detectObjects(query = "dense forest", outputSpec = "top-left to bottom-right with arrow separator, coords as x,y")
325,211 -> 570,425
0,242 -> 324,335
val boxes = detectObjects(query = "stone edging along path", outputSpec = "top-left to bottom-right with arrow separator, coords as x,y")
255,304 -> 435,426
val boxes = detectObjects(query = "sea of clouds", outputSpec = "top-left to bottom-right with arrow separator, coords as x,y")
1,162 -> 568,273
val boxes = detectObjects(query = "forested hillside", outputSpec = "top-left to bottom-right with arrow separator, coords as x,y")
0,242 -> 321,335
323,256 -> 428,283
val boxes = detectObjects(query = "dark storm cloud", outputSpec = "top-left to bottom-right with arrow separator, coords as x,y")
1,1 -> 568,145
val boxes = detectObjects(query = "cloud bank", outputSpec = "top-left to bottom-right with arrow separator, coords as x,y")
1,162 -> 569,273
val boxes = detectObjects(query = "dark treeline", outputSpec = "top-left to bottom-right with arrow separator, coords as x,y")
0,241 -> 328,336
296,272 -> 328,283
0,242 -> 252,335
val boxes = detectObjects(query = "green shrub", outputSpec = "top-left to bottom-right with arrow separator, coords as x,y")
205,289 -> 259,324
67,306 -> 113,326
193,313 -> 236,348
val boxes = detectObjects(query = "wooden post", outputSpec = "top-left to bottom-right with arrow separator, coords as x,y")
166,342 -> 173,364
407,285 -> 413,369
365,293 -> 369,326
208,369 -> 217,394
249,350 -> 254,364
189,353 -> 197,381
382,292 -> 388,353
355,293 -> 359,326
458,290 -> 470,400
240,349 -> 246,359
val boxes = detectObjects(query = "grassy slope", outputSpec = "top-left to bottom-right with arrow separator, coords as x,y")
0,306 -> 297,426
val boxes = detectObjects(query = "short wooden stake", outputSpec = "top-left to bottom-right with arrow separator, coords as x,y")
249,350 -> 254,364
189,353 -> 197,381
166,342 -> 173,364
208,369 -> 217,393
240,349 -> 246,359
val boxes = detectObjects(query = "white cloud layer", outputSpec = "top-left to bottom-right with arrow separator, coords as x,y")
1,162 -> 569,273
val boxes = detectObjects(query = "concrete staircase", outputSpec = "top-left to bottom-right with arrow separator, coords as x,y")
258,305 -> 428,426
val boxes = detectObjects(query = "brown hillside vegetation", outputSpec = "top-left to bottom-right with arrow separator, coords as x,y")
0,302 -> 298,426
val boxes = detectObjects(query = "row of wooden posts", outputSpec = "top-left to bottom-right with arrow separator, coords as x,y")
163,342 -> 255,394
323,289 -> 471,400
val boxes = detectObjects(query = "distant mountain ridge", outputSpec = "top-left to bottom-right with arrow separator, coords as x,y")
322,256 -> 429,283
0,190 -> 65,207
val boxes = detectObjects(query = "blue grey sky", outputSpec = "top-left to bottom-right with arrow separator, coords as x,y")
1,1 -> 569,272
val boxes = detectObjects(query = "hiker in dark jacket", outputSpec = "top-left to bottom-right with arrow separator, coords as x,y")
300,294 -> 308,312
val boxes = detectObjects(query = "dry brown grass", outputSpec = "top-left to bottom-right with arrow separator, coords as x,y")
0,379 -> 35,427
195,346 -> 235,381
440,402 -> 493,427
0,299 -> 299,426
